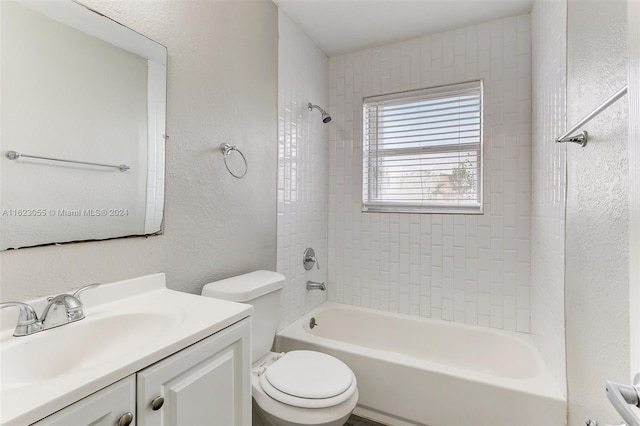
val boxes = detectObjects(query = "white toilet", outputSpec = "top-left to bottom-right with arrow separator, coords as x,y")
202,270 -> 358,426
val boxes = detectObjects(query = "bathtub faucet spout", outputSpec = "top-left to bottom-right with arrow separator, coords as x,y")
306,280 -> 326,291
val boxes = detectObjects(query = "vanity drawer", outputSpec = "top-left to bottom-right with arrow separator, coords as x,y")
32,376 -> 135,426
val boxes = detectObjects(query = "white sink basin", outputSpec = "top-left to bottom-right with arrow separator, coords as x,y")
0,273 -> 252,426
1,312 -> 181,392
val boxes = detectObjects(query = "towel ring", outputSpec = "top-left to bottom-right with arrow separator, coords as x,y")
220,143 -> 247,179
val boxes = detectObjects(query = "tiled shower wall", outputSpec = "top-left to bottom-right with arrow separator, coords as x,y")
530,0 -> 567,395
276,11 -> 329,330
327,15 -> 533,332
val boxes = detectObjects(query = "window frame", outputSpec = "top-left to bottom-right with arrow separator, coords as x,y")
362,80 -> 484,215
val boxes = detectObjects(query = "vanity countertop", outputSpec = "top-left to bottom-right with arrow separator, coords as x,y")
0,273 -> 252,426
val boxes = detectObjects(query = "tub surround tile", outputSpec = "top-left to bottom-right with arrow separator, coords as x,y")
276,11 -> 329,330
530,0 -> 567,396
328,15 -> 532,333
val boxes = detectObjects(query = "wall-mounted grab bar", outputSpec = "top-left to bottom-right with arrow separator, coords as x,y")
5,151 -> 130,172
556,85 -> 628,147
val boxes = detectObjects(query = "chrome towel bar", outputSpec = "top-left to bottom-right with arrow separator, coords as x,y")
5,150 -> 130,172
556,85 -> 628,147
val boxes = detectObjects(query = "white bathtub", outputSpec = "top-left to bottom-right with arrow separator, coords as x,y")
275,302 -> 566,426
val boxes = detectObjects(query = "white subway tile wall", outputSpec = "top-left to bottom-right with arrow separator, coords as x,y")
530,0 -> 567,395
327,15 -> 532,332
277,11 -> 329,330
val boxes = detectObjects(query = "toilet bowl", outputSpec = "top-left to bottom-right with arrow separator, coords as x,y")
251,351 -> 358,426
201,271 -> 358,426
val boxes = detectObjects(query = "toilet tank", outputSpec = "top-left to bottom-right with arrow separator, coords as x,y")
201,270 -> 284,363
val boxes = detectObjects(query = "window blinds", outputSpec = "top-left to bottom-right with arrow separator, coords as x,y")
362,80 -> 483,214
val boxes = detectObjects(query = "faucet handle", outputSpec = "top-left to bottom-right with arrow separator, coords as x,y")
0,302 -> 42,336
72,283 -> 100,300
65,283 -> 100,322
303,248 -> 320,270
0,302 -> 38,323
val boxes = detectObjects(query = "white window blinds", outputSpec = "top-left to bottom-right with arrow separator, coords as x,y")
362,80 -> 483,214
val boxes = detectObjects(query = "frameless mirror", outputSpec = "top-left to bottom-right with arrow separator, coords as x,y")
0,0 -> 167,250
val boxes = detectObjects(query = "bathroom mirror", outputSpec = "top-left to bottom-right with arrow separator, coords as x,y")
0,0 -> 167,250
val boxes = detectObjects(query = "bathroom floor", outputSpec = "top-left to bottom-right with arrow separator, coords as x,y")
253,412 -> 387,425
252,407 -> 388,426
344,415 -> 388,426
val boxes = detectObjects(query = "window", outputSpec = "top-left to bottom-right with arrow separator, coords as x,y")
362,80 -> 483,214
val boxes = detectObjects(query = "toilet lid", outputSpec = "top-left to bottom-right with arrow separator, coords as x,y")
264,351 -> 354,399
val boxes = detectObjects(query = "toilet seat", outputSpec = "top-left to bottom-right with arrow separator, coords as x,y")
258,351 -> 357,409
265,351 -> 354,398
252,374 -> 359,426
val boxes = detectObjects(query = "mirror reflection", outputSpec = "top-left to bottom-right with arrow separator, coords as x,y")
0,0 -> 167,250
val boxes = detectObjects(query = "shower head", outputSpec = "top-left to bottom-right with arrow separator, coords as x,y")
308,103 -> 332,123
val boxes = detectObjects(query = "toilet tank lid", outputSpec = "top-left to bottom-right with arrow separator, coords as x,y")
201,270 -> 284,302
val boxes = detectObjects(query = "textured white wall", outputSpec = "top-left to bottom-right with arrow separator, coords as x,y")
276,11 -> 329,330
0,0 -> 278,300
530,0 -> 568,397
327,15 -> 533,332
565,0 -> 630,424
628,0 -> 640,378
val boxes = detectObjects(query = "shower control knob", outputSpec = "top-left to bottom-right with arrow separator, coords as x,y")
303,247 -> 320,270
151,396 -> 165,410
117,412 -> 133,426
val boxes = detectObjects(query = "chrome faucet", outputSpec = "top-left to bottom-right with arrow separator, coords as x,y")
0,283 -> 99,336
306,280 -> 326,291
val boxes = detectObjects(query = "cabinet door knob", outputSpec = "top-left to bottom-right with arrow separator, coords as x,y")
151,396 -> 165,411
117,412 -> 133,426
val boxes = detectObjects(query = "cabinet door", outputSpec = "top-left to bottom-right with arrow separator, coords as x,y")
137,318 -> 251,426
32,376 -> 135,426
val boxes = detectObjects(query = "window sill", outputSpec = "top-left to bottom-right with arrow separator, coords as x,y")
362,204 -> 483,215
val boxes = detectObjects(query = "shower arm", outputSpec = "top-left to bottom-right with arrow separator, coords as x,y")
308,103 -> 327,114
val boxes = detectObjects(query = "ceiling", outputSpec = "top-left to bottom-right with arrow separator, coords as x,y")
274,0 -> 533,57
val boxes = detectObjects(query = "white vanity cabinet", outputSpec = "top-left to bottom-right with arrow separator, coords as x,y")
137,318 -> 251,426
32,376 -> 136,426
31,318 -> 251,426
